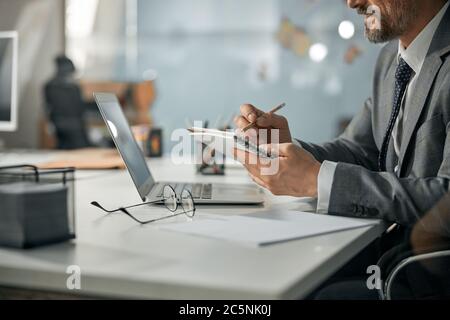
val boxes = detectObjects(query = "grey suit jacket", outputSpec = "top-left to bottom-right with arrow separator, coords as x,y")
299,7 -> 450,228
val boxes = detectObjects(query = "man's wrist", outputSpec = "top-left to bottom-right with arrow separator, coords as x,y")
308,162 -> 321,198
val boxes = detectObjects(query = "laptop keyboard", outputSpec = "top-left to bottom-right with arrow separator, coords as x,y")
156,183 -> 212,200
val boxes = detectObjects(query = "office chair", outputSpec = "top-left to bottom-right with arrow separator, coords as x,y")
378,193 -> 450,300
378,244 -> 450,299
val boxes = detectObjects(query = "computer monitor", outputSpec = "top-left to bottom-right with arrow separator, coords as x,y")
0,31 -> 18,132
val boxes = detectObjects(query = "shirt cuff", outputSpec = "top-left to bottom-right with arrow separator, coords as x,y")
317,161 -> 338,214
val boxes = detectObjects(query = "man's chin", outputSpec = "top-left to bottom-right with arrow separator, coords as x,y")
365,31 -> 384,43
364,29 -> 392,44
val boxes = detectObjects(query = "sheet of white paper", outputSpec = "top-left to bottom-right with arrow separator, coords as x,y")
159,210 -> 380,247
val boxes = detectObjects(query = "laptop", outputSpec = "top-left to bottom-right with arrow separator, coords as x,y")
94,92 -> 264,204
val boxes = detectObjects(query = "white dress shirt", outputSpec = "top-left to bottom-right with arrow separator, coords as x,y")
315,1 -> 450,214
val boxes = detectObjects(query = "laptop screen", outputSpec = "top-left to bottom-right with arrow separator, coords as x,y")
94,93 -> 155,201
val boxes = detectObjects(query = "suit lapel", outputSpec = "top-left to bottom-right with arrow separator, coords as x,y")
379,59 -> 397,148
398,54 -> 444,169
398,7 -> 450,173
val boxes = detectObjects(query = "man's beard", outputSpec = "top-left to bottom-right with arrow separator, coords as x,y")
359,2 -> 419,43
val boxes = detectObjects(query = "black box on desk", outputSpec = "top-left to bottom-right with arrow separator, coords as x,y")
0,166 -> 76,249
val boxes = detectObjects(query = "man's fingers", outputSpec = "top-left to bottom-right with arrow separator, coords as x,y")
233,147 -> 260,166
238,104 -> 288,132
259,143 -> 295,157
234,116 -> 263,143
256,113 -> 288,128
240,104 -> 264,123
233,148 -> 268,179
234,115 -> 250,129
232,146 -> 241,161
248,172 -> 268,189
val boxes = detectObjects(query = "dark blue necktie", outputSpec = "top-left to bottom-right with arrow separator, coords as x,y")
378,58 -> 413,172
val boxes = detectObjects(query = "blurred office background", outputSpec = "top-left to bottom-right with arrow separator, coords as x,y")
0,0 -> 382,152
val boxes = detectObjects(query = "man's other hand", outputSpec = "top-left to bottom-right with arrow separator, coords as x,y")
234,143 -> 321,198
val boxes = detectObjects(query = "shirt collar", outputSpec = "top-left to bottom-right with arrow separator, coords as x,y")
398,1 -> 450,75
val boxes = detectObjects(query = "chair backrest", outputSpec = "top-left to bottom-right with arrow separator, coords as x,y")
383,250 -> 450,300
380,192 -> 450,299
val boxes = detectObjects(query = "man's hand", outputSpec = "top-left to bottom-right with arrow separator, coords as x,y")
234,143 -> 321,198
234,104 -> 292,144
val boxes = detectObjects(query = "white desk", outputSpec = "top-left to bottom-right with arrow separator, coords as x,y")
0,156 -> 385,299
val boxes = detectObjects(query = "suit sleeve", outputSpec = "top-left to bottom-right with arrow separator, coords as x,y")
327,121 -> 450,226
297,97 -> 380,171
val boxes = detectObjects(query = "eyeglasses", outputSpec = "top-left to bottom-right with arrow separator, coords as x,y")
91,185 -> 196,224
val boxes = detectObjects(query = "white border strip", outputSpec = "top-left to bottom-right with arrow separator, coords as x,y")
0,31 -> 18,132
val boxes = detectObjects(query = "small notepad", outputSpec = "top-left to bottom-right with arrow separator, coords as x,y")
188,127 -> 276,159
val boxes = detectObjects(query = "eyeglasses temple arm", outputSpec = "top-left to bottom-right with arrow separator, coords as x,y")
119,209 -> 185,225
91,199 -> 164,213
122,199 -> 165,210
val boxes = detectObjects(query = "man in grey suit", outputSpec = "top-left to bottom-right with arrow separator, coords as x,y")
235,0 -> 449,229
234,0 -> 450,298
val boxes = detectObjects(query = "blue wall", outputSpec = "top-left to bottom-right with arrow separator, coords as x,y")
73,0 -> 383,150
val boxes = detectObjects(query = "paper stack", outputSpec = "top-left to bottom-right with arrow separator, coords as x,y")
160,209 -> 381,247
0,182 -> 70,248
